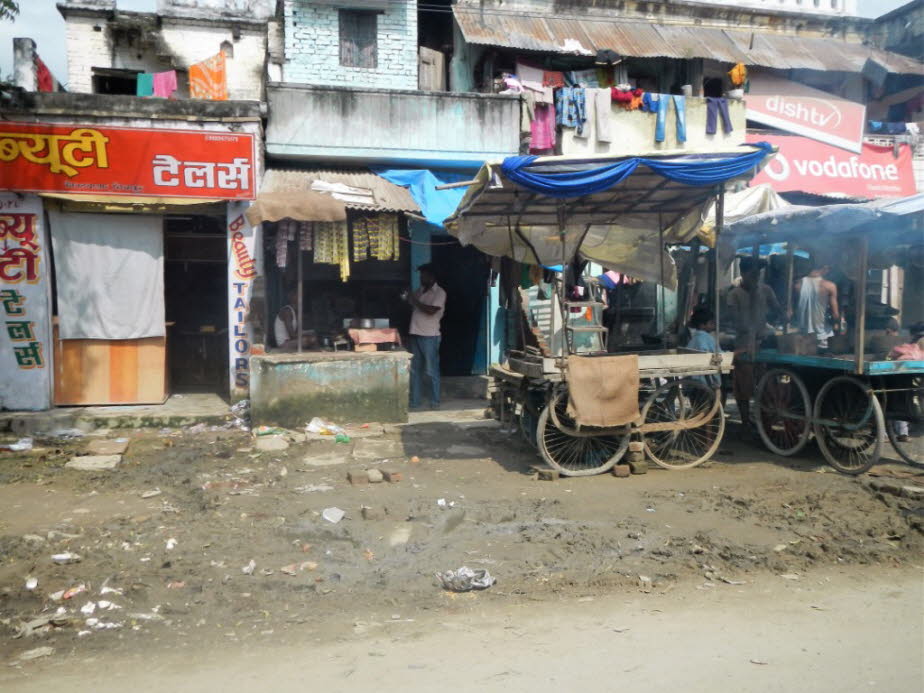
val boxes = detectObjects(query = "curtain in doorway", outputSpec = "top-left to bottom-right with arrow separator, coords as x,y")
49,210 -> 164,340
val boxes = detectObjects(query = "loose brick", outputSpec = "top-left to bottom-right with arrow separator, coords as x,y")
361,506 -> 385,521
612,465 -> 631,478
382,470 -> 402,483
347,469 -> 369,486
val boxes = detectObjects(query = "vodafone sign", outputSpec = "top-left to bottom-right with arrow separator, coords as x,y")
746,75 -> 866,153
747,134 -> 916,199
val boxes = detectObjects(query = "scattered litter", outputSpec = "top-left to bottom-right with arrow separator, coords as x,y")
260,569 -> 274,576
410,456 -> 421,464
41,428 -> 84,440
25,577 -> 37,591
230,399 -> 250,430
165,538 -> 178,550
141,488 -> 162,499
720,577 -> 746,585
52,552 -> 82,565
335,434 -> 351,444
97,600 -> 121,610
773,544 -> 788,553
280,564 -> 297,576
322,507 -> 345,524
690,545 -> 706,555
1,437 -> 33,452
80,602 -> 96,615
611,627 -> 631,633
100,585 -> 123,596
436,498 -> 456,509
15,646 -> 54,662
61,583 -> 87,599
306,417 -> 346,437
254,425 -> 286,436
242,559 -> 256,575
810,605 -> 827,611
48,590 -> 64,602
363,549 -> 375,561
779,573 -> 800,581
166,581 -> 186,589
293,484 -> 334,493
638,575 -> 653,593
436,566 -> 496,592
750,659 -> 769,666
300,561 -> 318,572
645,507 -> 656,513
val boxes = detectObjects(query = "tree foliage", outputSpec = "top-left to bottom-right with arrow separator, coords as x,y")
0,1 -> 18,22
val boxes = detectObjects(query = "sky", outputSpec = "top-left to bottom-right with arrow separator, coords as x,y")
0,0 -> 911,87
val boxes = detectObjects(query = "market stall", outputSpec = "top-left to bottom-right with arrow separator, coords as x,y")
723,194 -> 924,473
444,142 -> 775,475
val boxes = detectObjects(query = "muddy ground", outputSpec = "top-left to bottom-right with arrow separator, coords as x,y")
0,411 -> 922,673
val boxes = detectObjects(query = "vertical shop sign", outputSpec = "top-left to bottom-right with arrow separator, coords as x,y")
0,193 -> 51,410
227,202 -> 259,400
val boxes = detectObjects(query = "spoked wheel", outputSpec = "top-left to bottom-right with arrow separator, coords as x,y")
641,378 -> 725,469
885,376 -> 924,467
536,392 -> 630,476
813,376 -> 884,475
754,368 -> 812,456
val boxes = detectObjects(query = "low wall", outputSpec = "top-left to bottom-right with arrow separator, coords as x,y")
250,351 -> 412,427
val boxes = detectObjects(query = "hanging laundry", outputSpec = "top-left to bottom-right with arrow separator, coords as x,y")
590,88 -> 612,143
556,87 -> 587,137
542,70 -> 565,88
275,220 -> 291,268
595,67 -> 615,88
535,86 -> 554,105
189,51 -> 228,101
515,61 -> 544,92
336,222 -> 350,281
35,57 -> 54,92
728,62 -> 747,88
530,103 -> 556,151
705,97 -> 733,135
136,73 -> 154,97
654,95 -> 686,144
152,70 -> 177,98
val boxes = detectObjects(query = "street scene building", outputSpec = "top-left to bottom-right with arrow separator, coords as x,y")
0,0 -> 922,688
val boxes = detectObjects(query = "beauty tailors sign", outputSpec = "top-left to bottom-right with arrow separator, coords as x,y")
227,202 -> 260,401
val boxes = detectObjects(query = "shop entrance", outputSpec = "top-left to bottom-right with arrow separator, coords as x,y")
164,215 -> 229,395
430,237 -> 489,376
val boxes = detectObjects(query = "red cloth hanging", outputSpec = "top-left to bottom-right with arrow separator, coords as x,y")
35,57 -> 53,92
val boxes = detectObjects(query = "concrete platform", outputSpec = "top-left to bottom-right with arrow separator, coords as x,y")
0,393 -> 232,434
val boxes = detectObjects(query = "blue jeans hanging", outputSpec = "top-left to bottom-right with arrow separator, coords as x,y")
655,94 -> 686,143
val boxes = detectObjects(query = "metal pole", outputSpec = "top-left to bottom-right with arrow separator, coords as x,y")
658,213 -> 665,340
297,233 -> 303,354
855,235 -> 868,375
714,189 -> 724,361
784,242 -> 795,334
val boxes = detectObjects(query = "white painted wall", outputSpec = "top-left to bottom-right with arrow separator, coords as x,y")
668,0 -> 857,15
282,0 -> 418,90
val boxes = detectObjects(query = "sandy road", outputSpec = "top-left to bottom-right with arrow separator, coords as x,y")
5,567 -> 921,693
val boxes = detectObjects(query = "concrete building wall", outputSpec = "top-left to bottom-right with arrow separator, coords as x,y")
281,0 -> 418,89
868,0 -> 924,60
62,10 -> 267,99
679,0 -> 857,16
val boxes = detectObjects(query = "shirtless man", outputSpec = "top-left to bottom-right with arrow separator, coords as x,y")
795,261 -> 839,351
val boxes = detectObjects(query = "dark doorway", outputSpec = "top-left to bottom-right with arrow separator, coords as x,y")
430,237 -> 489,376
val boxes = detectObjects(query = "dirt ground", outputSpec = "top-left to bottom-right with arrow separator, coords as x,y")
0,408 -> 922,683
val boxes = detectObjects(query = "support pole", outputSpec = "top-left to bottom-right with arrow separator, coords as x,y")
784,242 -> 795,334
855,235 -> 868,375
658,213 -> 665,339
714,189 -> 724,363
297,235 -> 303,354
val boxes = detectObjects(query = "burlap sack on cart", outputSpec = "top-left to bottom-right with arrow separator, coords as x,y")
566,354 -> 640,428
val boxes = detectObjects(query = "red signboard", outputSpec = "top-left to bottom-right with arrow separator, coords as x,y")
747,134 -> 917,199
0,122 -> 256,200
746,76 -> 866,153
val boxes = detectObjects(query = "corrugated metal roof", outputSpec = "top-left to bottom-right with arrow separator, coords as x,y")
260,169 -> 419,213
452,6 -> 924,75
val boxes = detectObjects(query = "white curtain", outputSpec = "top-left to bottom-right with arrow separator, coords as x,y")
49,211 -> 164,340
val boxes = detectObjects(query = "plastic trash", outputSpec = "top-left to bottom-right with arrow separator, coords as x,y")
322,507 -> 345,524
306,417 -> 346,436
242,559 -> 256,575
435,566 -> 496,592
165,538 -> 177,550
2,437 -> 33,452
335,434 -> 351,444
51,552 -> 82,565
253,425 -> 286,436
25,577 -> 37,590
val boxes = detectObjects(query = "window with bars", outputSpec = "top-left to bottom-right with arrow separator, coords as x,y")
339,10 -> 377,69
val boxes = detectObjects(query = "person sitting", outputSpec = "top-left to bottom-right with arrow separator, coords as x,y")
273,285 -> 315,351
686,306 -> 722,391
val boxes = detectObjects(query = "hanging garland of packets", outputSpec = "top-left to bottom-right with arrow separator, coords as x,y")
275,215 -> 400,283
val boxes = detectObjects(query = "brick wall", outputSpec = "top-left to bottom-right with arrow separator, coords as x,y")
63,14 -> 267,100
282,0 -> 418,90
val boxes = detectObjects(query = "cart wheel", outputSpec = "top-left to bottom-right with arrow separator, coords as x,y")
885,376 -> 924,467
536,394 -> 629,476
754,368 -> 812,457
813,376 -> 884,475
642,378 -> 725,470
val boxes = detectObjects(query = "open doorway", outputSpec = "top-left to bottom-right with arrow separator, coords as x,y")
164,215 -> 228,395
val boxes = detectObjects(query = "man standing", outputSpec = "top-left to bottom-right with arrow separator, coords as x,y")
728,257 -> 783,429
405,263 -> 446,409
795,260 -> 839,351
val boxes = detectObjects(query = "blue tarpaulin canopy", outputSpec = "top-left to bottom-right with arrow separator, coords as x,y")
372,168 -> 470,228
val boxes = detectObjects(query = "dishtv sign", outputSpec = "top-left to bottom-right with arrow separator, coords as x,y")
747,134 -> 916,199
747,91 -> 866,153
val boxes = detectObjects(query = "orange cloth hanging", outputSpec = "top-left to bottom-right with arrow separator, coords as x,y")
189,51 -> 228,101
728,62 -> 747,87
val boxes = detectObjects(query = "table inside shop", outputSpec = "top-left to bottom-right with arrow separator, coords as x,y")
249,350 -> 412,427
347,328 -> 402,352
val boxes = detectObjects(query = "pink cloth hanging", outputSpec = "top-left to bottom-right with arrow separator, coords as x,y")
530,103 -> 556,152
152,70 -> 177,98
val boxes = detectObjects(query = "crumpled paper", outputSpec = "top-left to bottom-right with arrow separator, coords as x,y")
435,566 -> 496,592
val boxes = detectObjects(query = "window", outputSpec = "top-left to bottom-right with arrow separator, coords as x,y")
339,10 -> 377,69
